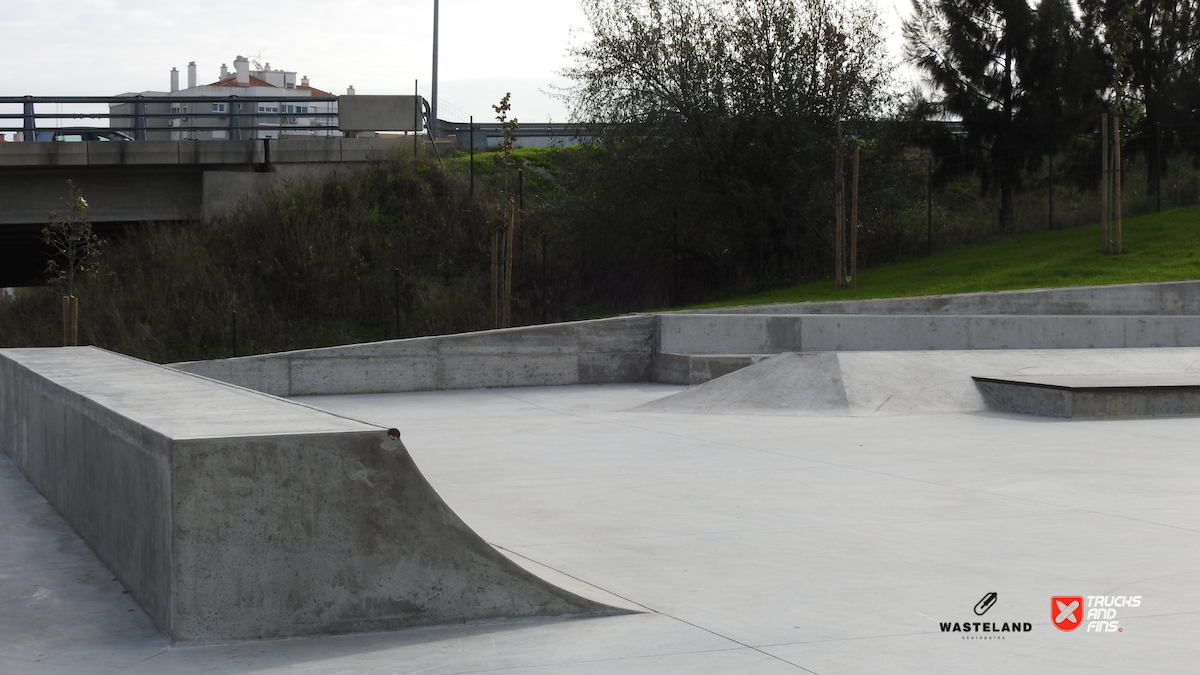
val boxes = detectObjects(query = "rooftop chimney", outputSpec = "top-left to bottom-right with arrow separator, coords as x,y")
170,67 -> 179,92
220,63 -> 229,80
347,85 -> 355,95
301,75 -> 309,88
234,55 -> 250,85
187,61 -> 197,89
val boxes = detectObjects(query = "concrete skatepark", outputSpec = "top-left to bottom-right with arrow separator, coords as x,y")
3,281 -> 1200,673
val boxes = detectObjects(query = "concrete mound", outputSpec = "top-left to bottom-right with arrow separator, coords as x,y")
633,348 -> 1200,416
0,347 -> 626,644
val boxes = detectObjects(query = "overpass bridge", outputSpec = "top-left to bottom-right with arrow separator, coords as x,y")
0,136 -> 439,286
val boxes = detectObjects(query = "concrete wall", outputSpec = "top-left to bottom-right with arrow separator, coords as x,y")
656,313 -> 1200,354
0,347 -> 620,643
174,315 -> 656,397
0,349 -> 174,630
688,281 -> 1200,316
0,138 -> 410,226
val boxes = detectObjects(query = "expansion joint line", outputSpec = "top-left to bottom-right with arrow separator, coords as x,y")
492,545 -> 821,674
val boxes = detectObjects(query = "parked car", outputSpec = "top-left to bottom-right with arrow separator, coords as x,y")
34,128 -> 133,142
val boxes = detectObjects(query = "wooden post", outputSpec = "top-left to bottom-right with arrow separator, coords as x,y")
490,229 -> 499,329
834,150 -> 844,289
1100,113 -> 1109,253
70,296 -> 78,346
504,200 -> 516,328
1114,116 -> 1122,255
62,296 -> 70,347
850,146 -> 860,290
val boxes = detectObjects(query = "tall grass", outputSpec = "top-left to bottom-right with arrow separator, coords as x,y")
0,152 -> 502,362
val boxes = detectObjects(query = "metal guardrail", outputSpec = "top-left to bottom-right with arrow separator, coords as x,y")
0,95 -> 342,141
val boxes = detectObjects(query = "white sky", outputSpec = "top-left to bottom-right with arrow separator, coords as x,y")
0,0 -> 910,133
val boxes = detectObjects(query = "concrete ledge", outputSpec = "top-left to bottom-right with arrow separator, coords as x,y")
974,374 -> 1200,418
174,315 -> 656,396
1,347 -> 621,643
683,280 -> 1200,316
657,314 -> 1200,354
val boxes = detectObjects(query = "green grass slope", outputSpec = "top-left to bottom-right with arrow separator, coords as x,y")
698,206 -> 1200,308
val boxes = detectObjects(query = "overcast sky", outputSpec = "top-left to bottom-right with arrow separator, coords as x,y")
1,0 -> 909,132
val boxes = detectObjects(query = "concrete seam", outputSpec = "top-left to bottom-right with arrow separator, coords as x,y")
491,545 -> 819,673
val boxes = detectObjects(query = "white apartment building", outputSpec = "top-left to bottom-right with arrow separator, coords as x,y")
111,56 -> 353,140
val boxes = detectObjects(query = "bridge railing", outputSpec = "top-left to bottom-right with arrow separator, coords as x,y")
0,95 -> 341,141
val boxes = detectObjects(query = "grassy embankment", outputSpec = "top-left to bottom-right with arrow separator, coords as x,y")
698,205 -> 1200,308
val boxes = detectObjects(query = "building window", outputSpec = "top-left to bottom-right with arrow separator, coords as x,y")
258,105 -> 279,113
212,103 -> 227,113
171,106 -> 181,114
284,104 -> 309,114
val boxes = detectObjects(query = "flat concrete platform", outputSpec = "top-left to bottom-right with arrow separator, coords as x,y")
974,373 -> 1200,418
3,382 -> 1199,673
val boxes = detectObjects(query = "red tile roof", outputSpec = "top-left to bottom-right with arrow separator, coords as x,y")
297,84 -> 333,97
205,77 -> 332,97
209,75 -> 277,88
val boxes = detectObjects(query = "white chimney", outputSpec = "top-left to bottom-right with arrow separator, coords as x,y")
220,63 -> 229,80
234,55 -> 250,84
347,85 -> 355,95
187,61 -> 197,89
170,67 -> 179,92
301,75 -> 309,87
264,63 -> 271,71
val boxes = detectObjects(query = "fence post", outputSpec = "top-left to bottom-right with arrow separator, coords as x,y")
834,146 -> 844,289
394,267 -> 401,339
22,96 -> 35,142
134,96 -> 147,141
1047,153 -> 1054,230
1114,116 -> 1122,255
469,115 -> 475,195
1156,121 -> 1163,212
926,156 -> 933,256
1101,113 -> 1109,253
229,96 -> 241,141
541,231 -> 548,324
850,146 -> 859,290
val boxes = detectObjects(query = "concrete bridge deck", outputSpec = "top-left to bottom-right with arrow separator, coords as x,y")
0,137 -> 422,286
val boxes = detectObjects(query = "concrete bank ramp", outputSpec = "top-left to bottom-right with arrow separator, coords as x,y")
0,347 -> 625,644
633,348 -> 1200,416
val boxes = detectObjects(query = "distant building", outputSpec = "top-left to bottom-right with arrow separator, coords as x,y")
110,56 -> 353,140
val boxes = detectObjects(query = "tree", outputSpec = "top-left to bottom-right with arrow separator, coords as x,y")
43,180 -> 101,300
1079,0 -> 1200,189
563,0 -> 894,296
43,180 -> 103,346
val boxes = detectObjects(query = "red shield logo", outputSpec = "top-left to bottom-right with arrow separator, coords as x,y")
1052,596 -> 1084,631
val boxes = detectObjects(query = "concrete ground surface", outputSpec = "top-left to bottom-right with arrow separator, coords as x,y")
3,382 -> 1200,673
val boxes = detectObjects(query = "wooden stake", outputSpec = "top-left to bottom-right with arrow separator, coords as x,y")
1100,113 -> 1109,253
70,296 -> 78,346
490,229 -> 499,329
504,200 -> 516,328
62,296 -> 70,347
1114,116 -> 1122,255
834,150 -> 844,289
850,146 -> 860,290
